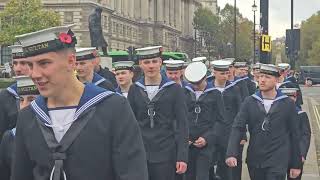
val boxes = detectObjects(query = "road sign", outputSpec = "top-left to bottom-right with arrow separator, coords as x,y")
261,35 -> 272,52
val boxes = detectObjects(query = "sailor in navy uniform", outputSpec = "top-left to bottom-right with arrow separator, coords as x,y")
183,62 -> 224,180
225,60 -> 249,101
113,61 -> 135,98
234,61 -> 256,96
226,64 -> 302,180
279,88 -> 311,180
210,60 -> 245,180
0,45 -> 30,142
163,59 -> 189,87
0,76 -> 39,180
75,48 -> 115,91
127,46 -> 189,180
251,63 -> 261,89
277,63 -> 303,107
12,25 -> 148,180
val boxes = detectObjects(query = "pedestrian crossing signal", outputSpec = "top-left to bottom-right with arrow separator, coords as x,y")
261,35 -> 272,52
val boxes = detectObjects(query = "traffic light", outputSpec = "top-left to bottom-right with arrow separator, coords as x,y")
127,46 -> 138,62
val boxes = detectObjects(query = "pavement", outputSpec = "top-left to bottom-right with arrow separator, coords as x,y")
240,86 -> 320,180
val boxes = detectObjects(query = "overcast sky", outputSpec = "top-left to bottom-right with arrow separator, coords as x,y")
217,0 -> 320,39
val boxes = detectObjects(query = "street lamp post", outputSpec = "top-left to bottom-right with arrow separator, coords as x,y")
234,0 -> 237,59
252,0 -> 258,64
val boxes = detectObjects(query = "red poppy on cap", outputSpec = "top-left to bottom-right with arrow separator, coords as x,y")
59,33 -> 72,44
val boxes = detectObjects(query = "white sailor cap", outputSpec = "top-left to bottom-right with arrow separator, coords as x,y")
234,61 -> 247,68
9,45 -> 25,59
184,62 -> 208,83
76,47 -> 98,61
279,88 -> 299,96
163,59 -> 185,71
183,62 -> 190,69
252,63 -> 261,69
16,24 -> 77,57
192,57 -> 207,62
277,63 -> 291,70
136,46 -> 163,60
14,76 -> 39,96
211,60 -> 231,71
223,58 -> 235,65
113,61 -> 135,71
259,64 -> 280,77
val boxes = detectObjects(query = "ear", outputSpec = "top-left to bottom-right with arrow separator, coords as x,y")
67,53 -> 76,72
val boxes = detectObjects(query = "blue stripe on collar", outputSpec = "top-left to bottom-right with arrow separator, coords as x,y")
31,84 -> 115,125
6,83 -> 19,99
185,82 -> 217,94
115,86 -> 122,94
136,75 -> 175,91
252,89 -> 288,103
212,81 -> 235,92
92,73 -> 106,86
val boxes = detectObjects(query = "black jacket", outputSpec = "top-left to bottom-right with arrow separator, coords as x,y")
96,66 -> 117,88
127,76 -> 189,163
232,77 -> 250,101
227,90 -> 302,172
0,129 -> 15,180
11,84 -> 148,180
213,81 -> 245,148
296,108 -> 311,159
0,84 -> 19,142
184,83 -> 224,147
91,73 -> 115,91
246,78 -> 257,95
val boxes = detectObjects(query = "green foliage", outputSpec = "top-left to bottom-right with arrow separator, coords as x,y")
193,4 -> 254,61
300,11 -> 320,65
0,0 -> 61,45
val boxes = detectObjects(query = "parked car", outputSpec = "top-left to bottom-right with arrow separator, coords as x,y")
298,66 -> 320,86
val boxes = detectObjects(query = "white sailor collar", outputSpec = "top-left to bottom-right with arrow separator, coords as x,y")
30,83 -> 114,125
6,83 -> 20,99
135,75 -> 176,91
92,73 -> 106,86
252,89 -> 288,103
185,81 -> 217,94
212,80 -> 236,92
232,76 -> 249,84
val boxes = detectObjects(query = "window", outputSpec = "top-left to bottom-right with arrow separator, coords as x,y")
64,12 -> 73,23
0,46 -> 12,65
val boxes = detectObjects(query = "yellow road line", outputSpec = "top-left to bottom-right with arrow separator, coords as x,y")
313,106 -> 320,131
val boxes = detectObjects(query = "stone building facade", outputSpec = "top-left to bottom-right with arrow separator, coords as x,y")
0,0 -> 218,58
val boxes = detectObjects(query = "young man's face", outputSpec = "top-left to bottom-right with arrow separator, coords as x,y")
115,69 -> 133,86
12,59 -> 30,76
19,95 -> 37,109
229,66 -> 235,77
26,49 -> 76,97
75,59 -> 95,78
241,67 -> 248,76
253,69 -> 260,77
214,70 -> 229,82
166,70 -> 182,84
258,73 -> 279,92
139,57 -> 162,78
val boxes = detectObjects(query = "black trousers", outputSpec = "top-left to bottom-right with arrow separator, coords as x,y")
186,146 -> 212,180
148,161 -> 176,180
248,167 -> 286,180
287,165 -> 303,180
215,144 -> 243,180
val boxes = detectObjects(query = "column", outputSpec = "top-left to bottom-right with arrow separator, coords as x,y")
169,0 -> 175,26
156,0 -> 163,22
134,0 -> 141,19
123,0 -> 128,16
129,0 -> 134,18
181,0 -> 185,34
149,0 -> 154,21
175,0 -> 181,29
116,0 -> 121,14
164,0 -> 170,24
141,0 -> 149,20
188,1 -> 194,35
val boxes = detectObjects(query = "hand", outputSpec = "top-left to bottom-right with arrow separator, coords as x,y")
289,168 -> 301,178
302,157 -> 306,163
240,140 -> 247,145
193,137 -> 207,148
188,141 -> 193,145
225,157 -> 238,168
176,162 -> 187,174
